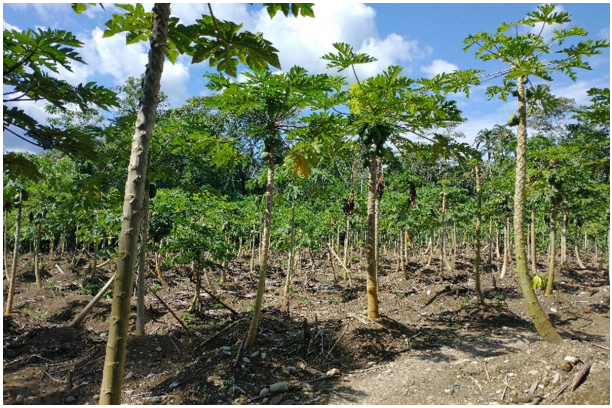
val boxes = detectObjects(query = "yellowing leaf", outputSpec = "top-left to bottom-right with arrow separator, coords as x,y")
525,186 -> 532,198
291,153 -> 310,179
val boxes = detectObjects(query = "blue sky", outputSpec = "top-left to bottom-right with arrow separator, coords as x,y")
3,2 -> 610,153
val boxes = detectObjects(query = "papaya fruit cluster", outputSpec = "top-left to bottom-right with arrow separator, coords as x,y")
260,134 -> 285,165
358,124 -> 393,168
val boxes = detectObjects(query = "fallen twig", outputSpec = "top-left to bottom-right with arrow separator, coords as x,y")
326,323 -> 349,359
202,318 -> 246,346
54,264 -> 66,274
484,362 -> 490,381
468,375 -> 482,392
501,385 -> 508,401
151,292 -> 203,338
571,362 -> 592,391
233,338 -> 245,368
200,286 -> 239,317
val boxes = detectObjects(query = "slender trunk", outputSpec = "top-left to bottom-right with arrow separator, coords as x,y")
575,224 -> 586,269
189,261 -> 201,313
474,165 -> 483,304
34,221 -> 41,288
545,199 -> 557,296
92,213 -> 99,279
488,216 -> 493,264
365,151 -> 379,318
343,215 -> 350,274
284,197 -> 296,295
512,75 -> 562,344
221,235 -> 229,284
452,220 -> 457,267
495,227 -> 501,259
245,143 -> 275,347
426,228 -> 434,267
560,212 -> 568,268
135,191 -> 150,336
250,232 -> 256,275
500,216 -> 509,279
4,212 -> 9,280
531,202 -> 537,274
399,228 -> 405,276
592,238 -> 598,265
374,194 -> 380,273
5,191 -> 23,315
404,229 -> 409,276
99,5 -> 170,404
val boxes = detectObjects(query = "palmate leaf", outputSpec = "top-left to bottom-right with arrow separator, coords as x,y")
262,3 -> 314,18
322,42 -> 377,72
291,152 -> 310,179
3,152 -> 42,181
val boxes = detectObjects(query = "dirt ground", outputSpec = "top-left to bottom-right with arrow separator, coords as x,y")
3,248 -> 610,405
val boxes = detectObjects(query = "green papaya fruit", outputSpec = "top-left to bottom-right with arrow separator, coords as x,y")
260,151 -> 270,160
526,88 -> 534,98
372,127 -> 382,144
507,113 -> 519,127
511,90 -> 519,98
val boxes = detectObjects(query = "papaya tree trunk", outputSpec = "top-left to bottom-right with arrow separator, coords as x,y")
560,212 -> 568,268
366,151 -> 379,318
488,216 -> 493,264
474,165 -> 483,304
250,232 -> 256,275
5,191 -> 23,315
343,214 -> 350,276
495,227 -> 501,259
34,221 -> 42,289
135,191 -> 150,336
500,216 -> 509,279
574,224 -> 586,269
4,212 -> 9,281
284,197 -> 296,295
512,74 -> 562,344
531,202 -> 537,274
426,227 -> 434,267
245,143 -> 275,347
545,199 -> 557,296
99,4 -> 170,404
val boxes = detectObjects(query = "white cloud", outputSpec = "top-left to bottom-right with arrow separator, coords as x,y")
3,20 -> 21,31
552,79 -> 610,105
598,26 -> 610,40
248,3 -> 426,79
420,59 -> 459,78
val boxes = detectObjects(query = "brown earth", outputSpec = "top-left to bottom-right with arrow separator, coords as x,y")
3,249 -> 610,405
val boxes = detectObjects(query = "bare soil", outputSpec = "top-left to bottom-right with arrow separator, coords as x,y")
3,249 -> 610,405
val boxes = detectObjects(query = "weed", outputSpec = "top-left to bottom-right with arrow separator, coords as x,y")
532,273 -> 548,290
148,283 -> 162,293
493,295 -> 506,308
183,312 -> 198,325
460,297 -> 470,308
329,298 -> 339,305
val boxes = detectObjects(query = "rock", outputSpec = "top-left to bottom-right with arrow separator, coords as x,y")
528,370 -> 538,375
93,394 -> 99,400
221,346 -> 231,352
366,361 -> 376,368
124,372 -> 134,380
297,361 -> 307,369
270,382 -> 289,393
550,307 -> 557,313
155,346 -> 162,352
287,366 -> 297,374
551,372 -> 562,384
260,352 -> 267,360
66,396 -> 75,403
270,396 -> 283,405
250,351 -> 260,358
326,368 -> 341,376
444,389 -> 452,394
507,372 -> 515,377
243,357 -> 251,363
564,356 -> 579,365
16,395 -> 25,402
100,332 -> 108,338
262,398 -> 269,404
169,381 -> 180,389
149,396 -> 162,404
556,360 -> 572,372
260,387 -> 270,397
207,358 -> 212,364
280,400 -> 295,405
125,389 -> 134,395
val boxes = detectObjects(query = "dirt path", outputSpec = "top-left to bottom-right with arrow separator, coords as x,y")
3,252 -> 610,405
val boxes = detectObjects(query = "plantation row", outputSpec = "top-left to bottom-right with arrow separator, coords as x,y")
3,3 -> 609,404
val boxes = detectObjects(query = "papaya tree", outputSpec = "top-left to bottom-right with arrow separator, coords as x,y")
464,3 -> 609,343
205,65 -> 340,346
323,42 -> 479,318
